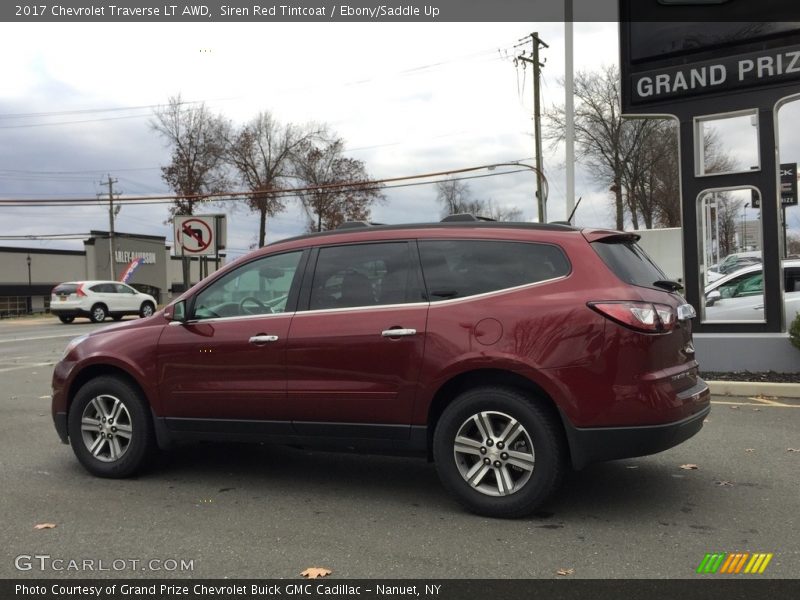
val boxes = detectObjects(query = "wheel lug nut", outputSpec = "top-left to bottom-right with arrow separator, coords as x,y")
480,447 -> 487,454
483,457 -> 491,465
494,460 -> 502,468
501,452 -> 508,460
108,419 -> 113,424
486,439 -> 494,446
111,427 -> 117,432
497,441 -> 504,449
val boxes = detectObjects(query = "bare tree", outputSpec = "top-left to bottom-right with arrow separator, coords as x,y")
150,95 -> 230,286
546,65 -> 652,229
150,95 -> 230,216
716,192 -> 743,257
435,178 -> 522,221
295,138 -> 384,231
547,66 -> 738,231
226,113 -> 325,247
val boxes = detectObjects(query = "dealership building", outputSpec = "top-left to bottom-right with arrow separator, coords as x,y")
0,231 -> 224,316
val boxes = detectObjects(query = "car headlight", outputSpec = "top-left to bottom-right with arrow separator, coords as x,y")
62,335 -> 88,360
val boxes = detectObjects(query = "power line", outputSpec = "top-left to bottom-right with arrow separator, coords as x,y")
0,163 -> 542,206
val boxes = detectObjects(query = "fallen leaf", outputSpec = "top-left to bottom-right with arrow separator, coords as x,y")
703,419 -> 710,423
729,406 -> 739,410
752,408 -> 761,412
680,464 -> 698,470
301,567 -> 332,579
787,448 -> 800,453
34,523 -> 56,530
556,568 -> 574,576
745,449 -> 754,453
715,480 -> 734,487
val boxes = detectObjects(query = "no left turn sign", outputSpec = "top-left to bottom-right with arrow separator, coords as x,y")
174,216 -> 216,256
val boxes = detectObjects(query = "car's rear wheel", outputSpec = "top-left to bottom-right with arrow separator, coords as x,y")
139,302 -> 155,318
433,386 -> 565,518
58,316 -> 75,324
90,304 -> 107,323
67,376 -> 154,478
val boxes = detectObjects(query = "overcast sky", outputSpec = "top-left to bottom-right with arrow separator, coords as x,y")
2,21 -> 799,260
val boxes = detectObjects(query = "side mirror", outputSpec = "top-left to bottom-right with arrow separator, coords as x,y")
164,300 -> 187,322
706,290 -> 721,307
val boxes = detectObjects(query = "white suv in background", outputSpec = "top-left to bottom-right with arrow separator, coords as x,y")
50,281 -> 157,324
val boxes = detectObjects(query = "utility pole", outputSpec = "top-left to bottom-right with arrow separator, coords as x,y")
516,32 -> 548,223
100,175 -> 119,279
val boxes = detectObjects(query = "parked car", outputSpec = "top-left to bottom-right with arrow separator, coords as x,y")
52,220 -> 709,518
704,259 -> 800,322
50,281 -> 157,324
706,251 -> 762,283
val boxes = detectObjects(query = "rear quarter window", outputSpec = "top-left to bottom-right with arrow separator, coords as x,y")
418,240 -> 570,301
592,240 -> 668,289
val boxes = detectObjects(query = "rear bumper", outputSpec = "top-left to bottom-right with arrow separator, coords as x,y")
563,381 -> 711,469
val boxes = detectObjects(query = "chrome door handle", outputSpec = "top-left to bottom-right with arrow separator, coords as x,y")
249,335 -> 279,344
381,328 -> 417,337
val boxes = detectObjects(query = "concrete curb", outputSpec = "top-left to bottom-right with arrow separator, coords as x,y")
707,380 -> 800,399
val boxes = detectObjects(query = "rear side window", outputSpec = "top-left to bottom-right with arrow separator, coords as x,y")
310,242 -> 422,310
592,240 -> 667,288
53,284 -> 78,295
418,240 -> 570,301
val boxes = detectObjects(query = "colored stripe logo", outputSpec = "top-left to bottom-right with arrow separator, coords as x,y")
697,552 -> 773,574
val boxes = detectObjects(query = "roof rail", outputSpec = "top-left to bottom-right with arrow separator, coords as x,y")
337,221 -> 370,230
440,213 -> 496,223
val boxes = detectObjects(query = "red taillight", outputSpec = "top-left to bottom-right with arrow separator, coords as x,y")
76,284 -> 87,297
589,301 -> 677,333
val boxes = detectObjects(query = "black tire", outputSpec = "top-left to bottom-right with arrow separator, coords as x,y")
433,386 -> 566,518
111,315 -> 123,321
58,316 -> 75,324
139,302 -> 155,318
67,376 -> 155,478
89,304 -> 107,323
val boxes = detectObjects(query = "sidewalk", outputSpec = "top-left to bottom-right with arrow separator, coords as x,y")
707,380 -> 800,399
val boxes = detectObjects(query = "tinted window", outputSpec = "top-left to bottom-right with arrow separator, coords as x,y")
90,283 -> 114,293
418,240 -> 570,301
193,251 -> 302,320
53,284 -> 78,295
717,271 -> 762,299
592,240 -> 667,289
785,267 -> 800,293
310,242 -> 420,310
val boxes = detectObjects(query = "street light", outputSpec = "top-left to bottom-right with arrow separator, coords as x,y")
26,254 -> 32,314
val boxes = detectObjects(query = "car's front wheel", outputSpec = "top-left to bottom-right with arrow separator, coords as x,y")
67,376 -> 155,478
89,304 -> 107,323
433,386 -> 566,518
139,302 -> 155,318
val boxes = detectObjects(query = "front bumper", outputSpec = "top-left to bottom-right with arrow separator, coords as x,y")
563,381 -> 711,469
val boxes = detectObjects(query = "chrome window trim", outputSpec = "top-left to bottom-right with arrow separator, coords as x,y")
169,311 -> 296,326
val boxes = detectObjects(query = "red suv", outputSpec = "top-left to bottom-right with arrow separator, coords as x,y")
52,220 -> 710,517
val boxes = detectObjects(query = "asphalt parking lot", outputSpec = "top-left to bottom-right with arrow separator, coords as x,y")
0,316 -> 798,579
